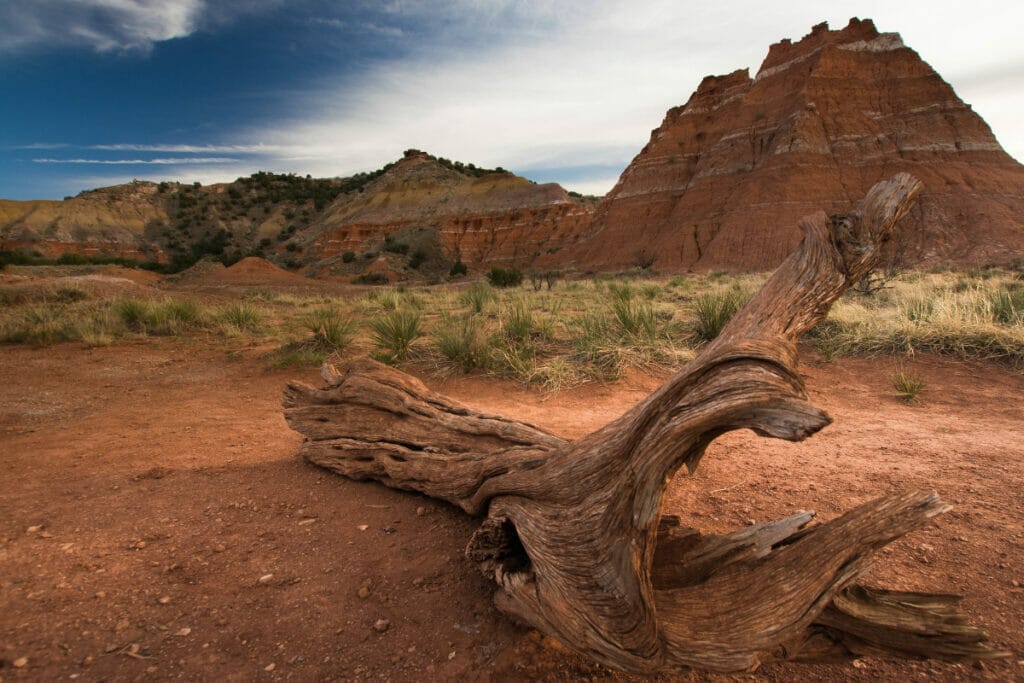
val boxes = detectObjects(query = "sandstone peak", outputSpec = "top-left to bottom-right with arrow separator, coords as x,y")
577,18 -> 1024,272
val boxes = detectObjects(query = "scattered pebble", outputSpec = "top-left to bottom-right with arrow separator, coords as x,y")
265,662 -> 276,672
448,651 -> 456,660
415,507 -> 426,516
213,544 -> 226,553
94,591 -> 106,599
356,524 -> 369,532
357,585 -> 371,600
157,596 -> 172,605
298,518 -> 316,526
383,525 -> 396,534
373,619 -> 390,633
258,574 -> 274,584
412,578 -> 424,587
175,627 -> 191,637
852,659 -> 866,669
13,656 -> 28,668
26,525 -> 42,534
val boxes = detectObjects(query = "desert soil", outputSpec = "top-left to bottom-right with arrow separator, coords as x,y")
1,337 -> 1023,681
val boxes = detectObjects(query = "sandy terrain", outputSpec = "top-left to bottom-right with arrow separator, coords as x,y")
1,338 -> 1022,681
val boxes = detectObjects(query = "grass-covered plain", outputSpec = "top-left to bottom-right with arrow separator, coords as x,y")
2,266 -> 1022,388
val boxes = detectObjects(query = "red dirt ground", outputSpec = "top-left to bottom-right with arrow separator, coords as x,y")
1,340 -> 1022,681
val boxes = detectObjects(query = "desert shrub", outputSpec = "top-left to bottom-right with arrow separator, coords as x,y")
370,308 -> 422,362
303,308 -> 356,353
499,299 -> 534,345
449,260 -> 468,278
115,299 -> 152,332
611,296 -> 657,341
570,310 -> 623,379
691,288 -> 748,342
461,283 -> 495,314
354,272 -> 389,285
217,303 -> 264,334
408,248 -> 427,269
486,267 -> 523,288
382,236 -> 409,255
435,313 -> 486,372
341,251 -> 356,263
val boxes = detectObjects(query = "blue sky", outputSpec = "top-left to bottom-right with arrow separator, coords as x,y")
2,0 -> 1022,201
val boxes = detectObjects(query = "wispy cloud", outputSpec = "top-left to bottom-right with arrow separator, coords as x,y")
0,0 -> 285,55
0,0 -> 202,54
33,157 -> 238,165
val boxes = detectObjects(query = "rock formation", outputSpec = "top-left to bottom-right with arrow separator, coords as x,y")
301,151 -> 594,276
576,18 -> 1024,272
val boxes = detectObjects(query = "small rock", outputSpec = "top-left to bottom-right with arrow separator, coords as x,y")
258,574 -> 274,585
157,596 -> 172,605
135,541 -> 147,549
373,618 -> 390,633
213,544 -> 226,553
265,662 -> 276,672
448,651 -> 456,660
918,543 -> 934,553
1013,579 -> 1021,588
745,518 -> 756,526
175,627 -> 191,637
383,525 -> 396,534
415,507 -> 426,516
82,655 -> 94,667
357,586 -> 371,600
26,525 -> 42,534
94,591 -> 106,599
40,531 -> 53,538
13,656 -> 28,668
412,577 -> 424,587
852,658 -> 866,669
298,518 -> 316,526
356,524 -> 369,532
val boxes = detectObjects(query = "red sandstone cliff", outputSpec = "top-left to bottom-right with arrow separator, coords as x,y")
577,18 -> 1024,271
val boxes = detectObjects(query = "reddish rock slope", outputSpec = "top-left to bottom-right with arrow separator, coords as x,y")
302,151 -> 594,273
577,18 -> 1024,271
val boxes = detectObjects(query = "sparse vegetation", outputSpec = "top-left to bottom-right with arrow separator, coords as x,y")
892,366 -> 926,402
2,266 -> 1022,388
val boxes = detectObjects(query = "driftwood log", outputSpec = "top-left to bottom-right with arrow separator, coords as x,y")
284,174 -> 1006,673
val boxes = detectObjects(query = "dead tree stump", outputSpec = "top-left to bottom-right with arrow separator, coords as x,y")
284,174 -> 1007,673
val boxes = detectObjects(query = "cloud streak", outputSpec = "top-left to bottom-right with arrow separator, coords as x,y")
33,157 -> 238,165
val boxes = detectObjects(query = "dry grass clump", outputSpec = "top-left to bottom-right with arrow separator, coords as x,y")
808,271 -> 1024,368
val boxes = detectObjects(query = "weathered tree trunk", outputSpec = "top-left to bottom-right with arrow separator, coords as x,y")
283,174 -> 1006,673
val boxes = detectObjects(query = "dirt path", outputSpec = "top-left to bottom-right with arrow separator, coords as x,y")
1,342 -> 1022,681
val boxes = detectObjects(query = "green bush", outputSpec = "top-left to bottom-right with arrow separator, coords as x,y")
408,248 -> 426,269
341,251 -> 356,263
303,308 -> 356,352
486,267 -> 523,288
354,272 -> 389,285
449,260 -> 468,278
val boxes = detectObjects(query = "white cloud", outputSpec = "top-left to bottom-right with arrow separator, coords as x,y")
33,157 -> 238,165
0,0 -> 202,53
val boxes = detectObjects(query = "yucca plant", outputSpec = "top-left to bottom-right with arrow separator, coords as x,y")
304,307 -> 356,352
461,282 -> 495,314
218,302 -> 264,334
370,308 -> 422,361
435,313 -> 486,372
692,288 -> 748,342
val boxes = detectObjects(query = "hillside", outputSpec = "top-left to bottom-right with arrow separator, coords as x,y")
0,151 -> 594,280
575,18 -> 1024,271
